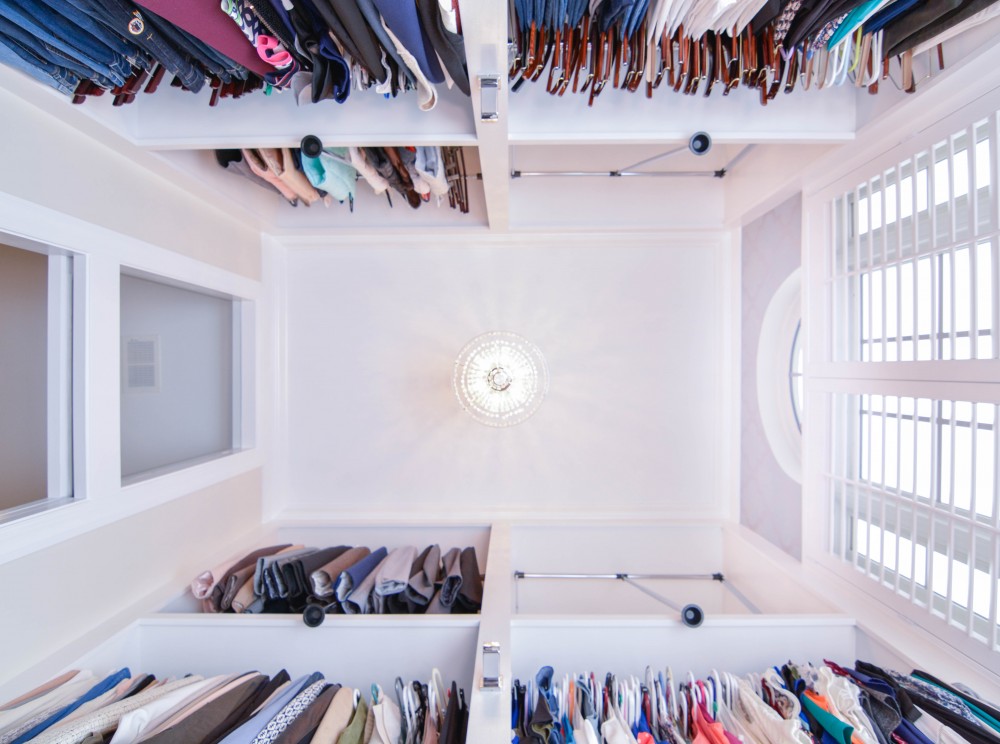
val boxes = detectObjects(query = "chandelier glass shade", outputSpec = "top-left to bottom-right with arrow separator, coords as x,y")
453,331 -> 549,427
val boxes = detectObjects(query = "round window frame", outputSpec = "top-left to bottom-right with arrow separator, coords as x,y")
756,269 -> 803,484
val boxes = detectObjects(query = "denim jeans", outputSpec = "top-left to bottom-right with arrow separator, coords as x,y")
0,34 -> 79,94
32,0 -> 138,58
0,0 -> 132,85
0,14 -> 115,87
63,0 -> 204,91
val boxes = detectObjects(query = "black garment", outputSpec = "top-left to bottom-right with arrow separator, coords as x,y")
146,674 -> 268,744
247,0 -> 299,55
416,0 -> 469,95
912,671 -> 1000,722
885,0 -> 1000,57
273,684 -> 339,744
454,547 -> 483,613
750,0 -> 783,30
784,0 -> 864,51
857,662 -> 1000,744
287,1 -> 350,102
329,0 -> 388,82
855,661 -> 920,722
299,0 -> 378,81
861,687 -> 903,743
440,681 -> 469,744
284,546 -> 350,600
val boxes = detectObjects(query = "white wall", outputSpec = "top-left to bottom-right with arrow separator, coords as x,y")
0,469 -> 263,696
740,195 -> 803,558
120,276 -> 234,478
0,74 -> 261,280
279,234 -> 732,519
0,244 -> 47,510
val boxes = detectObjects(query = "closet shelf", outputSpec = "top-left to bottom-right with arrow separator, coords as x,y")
151,147 -> 489,232
508,82 -> 859,144
6,70 -> 479,151
510,614 -> 856,628
142,614 -> 481,629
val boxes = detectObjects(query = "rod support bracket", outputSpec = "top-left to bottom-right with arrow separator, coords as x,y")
712,572 -> 725,582
481,642 -> 503,690
479,75 -> 500,122
714,169 -> 727,179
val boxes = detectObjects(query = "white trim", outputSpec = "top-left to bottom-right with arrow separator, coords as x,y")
757,269 -> 803,483
0,190 -> 263,563
0,451 -> 263,565
46,254 -> 74,501
725,228 -> 742,520
803,86 -> 1000,670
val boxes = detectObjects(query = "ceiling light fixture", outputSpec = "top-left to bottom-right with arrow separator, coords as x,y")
453,331 -> 549,427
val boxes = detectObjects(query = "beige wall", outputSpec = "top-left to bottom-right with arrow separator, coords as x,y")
0,244 -> 48,511
0,469 -> 263,692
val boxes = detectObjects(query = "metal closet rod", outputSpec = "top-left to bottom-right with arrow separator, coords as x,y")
510,169 -> 726,179
495,144 -> 757,182
513,571 -> 763,615
514,571 -> 724,580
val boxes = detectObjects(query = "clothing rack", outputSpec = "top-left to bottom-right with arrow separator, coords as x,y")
511,659 -> 998,744
507,0 -> 978,104
513,571 -> 762,624
507,144 -> 754,180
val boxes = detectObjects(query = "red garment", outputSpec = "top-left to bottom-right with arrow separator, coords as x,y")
135,1 -> 272,75
695,701 -> 729,744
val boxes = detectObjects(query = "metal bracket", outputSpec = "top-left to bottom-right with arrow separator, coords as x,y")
480,642 -> 502,690
479,76 -> 500,122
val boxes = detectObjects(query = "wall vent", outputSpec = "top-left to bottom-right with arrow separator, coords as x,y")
124,336 -> 160,393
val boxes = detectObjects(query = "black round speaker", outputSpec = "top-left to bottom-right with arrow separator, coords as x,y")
689,132 -> 712,156
302,603 -> 327,628
300,135 -> 324,158
681,604 -> 705,627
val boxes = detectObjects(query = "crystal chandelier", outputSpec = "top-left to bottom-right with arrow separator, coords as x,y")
453,331 -> 549,427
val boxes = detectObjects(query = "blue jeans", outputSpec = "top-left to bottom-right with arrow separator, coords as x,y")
0,0 -> 132,85
32,0 -> 138,58
63,0 -> 204,91
0,34 -> 79,94
0,15 -> 115,87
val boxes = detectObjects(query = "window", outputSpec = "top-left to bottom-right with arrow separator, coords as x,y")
120,273 -> 241,482
758,269 -> 803,482
830,119 -> 998,363
820,106 -> 1000,658
790,320 -> 804,432
830,394 -> 998,642
0,242 -> 76,518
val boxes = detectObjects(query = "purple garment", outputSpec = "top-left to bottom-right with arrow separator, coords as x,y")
134,0 -> 272,75
369,0 -> 443,83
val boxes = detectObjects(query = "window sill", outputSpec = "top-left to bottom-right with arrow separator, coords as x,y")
0,447 -> 262,566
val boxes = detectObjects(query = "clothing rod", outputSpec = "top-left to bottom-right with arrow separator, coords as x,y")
620,576 -> 682,613
720,578 -> 762,614
722,144 -> 755,174
616,144 -> 688,173
513,572 -> 723,581
510,170 -> 721,179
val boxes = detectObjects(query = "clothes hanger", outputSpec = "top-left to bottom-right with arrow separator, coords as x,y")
400,684 -> 416,744
395,677 -> 410,743
678,682 -> 690,739
630,676 -> 641,729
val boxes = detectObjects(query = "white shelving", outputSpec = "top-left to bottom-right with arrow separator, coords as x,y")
0,522 -> 885,744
